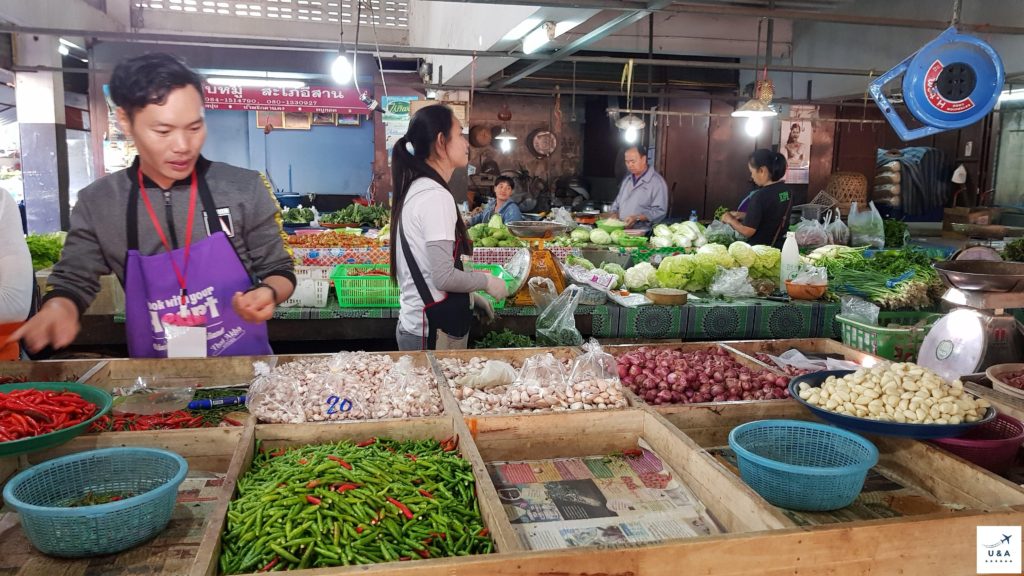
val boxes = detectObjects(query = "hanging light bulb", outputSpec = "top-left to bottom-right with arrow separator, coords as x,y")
624,125 -> 638,143
494,127 -> 517,154
744,116 -> 764,137
331,52 -> 353,85
500,138 -> 511,152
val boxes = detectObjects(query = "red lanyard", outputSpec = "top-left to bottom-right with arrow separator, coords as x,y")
138,169 -> 197,308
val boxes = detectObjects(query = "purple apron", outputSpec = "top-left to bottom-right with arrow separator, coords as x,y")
123,169 -> 272,358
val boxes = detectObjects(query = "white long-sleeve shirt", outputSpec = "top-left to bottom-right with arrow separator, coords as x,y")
0,190 -> 32,323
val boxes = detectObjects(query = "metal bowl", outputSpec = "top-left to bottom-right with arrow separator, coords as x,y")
933,261 -> 1024,292
505,221 -> 572,239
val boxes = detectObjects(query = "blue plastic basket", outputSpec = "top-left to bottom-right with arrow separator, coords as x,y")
728,419 -> 878,511
2,447 -> 188,557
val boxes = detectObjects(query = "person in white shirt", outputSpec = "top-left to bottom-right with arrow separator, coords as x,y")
609,144 -> 668,230
0,190 -> 33,360
389,105 -> 508,350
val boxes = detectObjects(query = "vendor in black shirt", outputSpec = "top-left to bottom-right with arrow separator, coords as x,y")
720,149 -> 794,248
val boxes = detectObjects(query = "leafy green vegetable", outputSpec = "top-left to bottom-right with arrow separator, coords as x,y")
566,254 -> 595,270
602,263 -> 626,289
320,203 -> 389,227
282,206 -> 315,223
570,228 -> 592,243
728,241 -> 756,268
815,246 -> 941,310
714,206 -> 730,220
26,232 -> 65,271
883,219 -> 908,248
657,254 -> 716,291
474,329 -> 534,349
589,229 -> 612,245
1005,238 -> 1024,262
624,262 -> 659,292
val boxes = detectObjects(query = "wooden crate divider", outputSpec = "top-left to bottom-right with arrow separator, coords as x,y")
721,338 -> 879,365
0,358 -> 105,384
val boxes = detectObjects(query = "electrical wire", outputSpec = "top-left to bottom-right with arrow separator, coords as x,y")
353,0 -> 362,92
362,0 -> 389,99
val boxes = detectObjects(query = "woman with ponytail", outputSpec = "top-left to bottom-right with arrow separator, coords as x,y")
390,105 -> 508,350
720,149 -> 794,248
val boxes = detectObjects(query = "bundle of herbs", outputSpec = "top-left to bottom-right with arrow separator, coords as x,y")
812,246 -> 941,310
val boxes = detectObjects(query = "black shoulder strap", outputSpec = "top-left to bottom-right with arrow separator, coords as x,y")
397,215 -> 436,306
770,185 -> 794,246
196,173 -> 224,236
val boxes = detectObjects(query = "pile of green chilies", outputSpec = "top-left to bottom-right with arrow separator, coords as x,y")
219,436 -> 492,573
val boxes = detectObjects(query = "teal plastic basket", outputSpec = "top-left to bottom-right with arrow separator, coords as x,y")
728,420 -> 878,511
2,447 -> 188,557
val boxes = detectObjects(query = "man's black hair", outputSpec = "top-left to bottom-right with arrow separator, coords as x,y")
109,53 -> 205,120
494,175 -> 516,190
625,144 -> 648,157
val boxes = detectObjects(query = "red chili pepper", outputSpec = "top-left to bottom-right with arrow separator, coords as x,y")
269,449 -> 285,458
478,528 -> 489,537
355,525 -> 364,534
398,557 -> 411,562
259,557 -> 280,572
223,417 -> 243,427
356,437 -> 377,448
415,549 -> 430,558
429,531 -> 447,540
405,453 -> 417,461
327,455 -> 352,469
387,497 -> 414,520
306,495 -> 322,505
298,458 -> 309,465
306,479 -> 321,489
418,489 -> 434,499
336,483 -> 359,494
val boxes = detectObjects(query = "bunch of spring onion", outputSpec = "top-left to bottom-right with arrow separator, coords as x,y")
805,245 -> 941,310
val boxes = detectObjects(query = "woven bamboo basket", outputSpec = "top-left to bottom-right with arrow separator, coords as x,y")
826,172 -> 868,217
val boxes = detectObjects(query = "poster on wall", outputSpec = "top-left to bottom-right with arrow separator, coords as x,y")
781,105 -> 815,185
337,114 -> 361,127
382,96 -> 419,123
312,112 -> 337,126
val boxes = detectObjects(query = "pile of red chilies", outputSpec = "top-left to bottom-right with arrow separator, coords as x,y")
0,389 -> 97,442
90,410 -> 243,432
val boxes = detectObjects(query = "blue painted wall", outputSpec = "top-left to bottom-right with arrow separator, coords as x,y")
201,110 -> 373,195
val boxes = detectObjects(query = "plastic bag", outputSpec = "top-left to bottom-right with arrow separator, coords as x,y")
111,377 -> 195,415
708,266 -> 757,298
505,248 -> 531,295
765,349 -> 860,373
528,277 -> 557,313
841,295 -> 880,326
373,355 -> 440,419
791,265 -> 828,286
794,218 -> 829,250
454,360 -> 517,390
705,219 -> 741,245
247,357 -> 308,424
536,285 -> 584,347
509,352 -> 569,410
848,201 -> 885,249
550,207 -> 575,227
568,339 -> 619,383
825,208 -> 850,246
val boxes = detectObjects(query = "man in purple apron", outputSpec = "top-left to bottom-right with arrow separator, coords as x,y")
11,53 -> 295,358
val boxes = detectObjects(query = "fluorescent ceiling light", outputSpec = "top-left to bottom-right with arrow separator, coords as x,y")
207,77 -> 307,89
504,17 -> 541,42
57,45 -> 69,56
999,90 -> 1024,102
198,69 -> 311,80
523,22 -> 555,55
59,38 -> 83,50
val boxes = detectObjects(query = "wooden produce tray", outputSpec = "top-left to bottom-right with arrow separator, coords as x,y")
190,416 -> 519,576
0,427 -> 244,576
0,359 -> 104,385
721,338 -> 880,366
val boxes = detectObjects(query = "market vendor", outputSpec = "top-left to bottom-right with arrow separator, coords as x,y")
390,105 -> 509,351
609,144 -> 668,230
469,176 -> 524,225
10,53 -> 295,358
720,149 -> 794,248
0,189 -> 33,360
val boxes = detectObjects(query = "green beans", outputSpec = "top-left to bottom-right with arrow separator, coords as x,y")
219,437 -> 493,574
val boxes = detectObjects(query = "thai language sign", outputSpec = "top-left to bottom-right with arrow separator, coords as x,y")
202,84 -> 371,114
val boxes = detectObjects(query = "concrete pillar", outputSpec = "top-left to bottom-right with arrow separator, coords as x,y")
15,33 -> 69,233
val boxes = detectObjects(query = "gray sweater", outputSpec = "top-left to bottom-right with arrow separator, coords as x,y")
44,156 -> 295,315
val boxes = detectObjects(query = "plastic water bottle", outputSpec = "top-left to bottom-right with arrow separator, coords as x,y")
780,231 -> 800,290
689,210 -> 698,222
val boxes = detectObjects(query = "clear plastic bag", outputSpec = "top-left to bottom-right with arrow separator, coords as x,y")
825,208 -> 850,246
528,277 -> 557,313
246,357 -> 308,424
794,218 -> 830,250
111,377 -> 195,415
791,265 -> 828,286
708,266 -> 757,298
373,355 -> 440,419
454,360 -> 517,390
848,201 -> 885,249
841,295 -> 880,326
568,339 -> 619,383
536,285 -> 584,347
705,219 -> 741,244
550,207 -> 575,227
766,349 -> 860,373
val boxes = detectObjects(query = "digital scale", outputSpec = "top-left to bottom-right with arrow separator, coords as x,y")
505,221 -> 571,307
869,26 -> 1004,141
918,261 -> 1024,382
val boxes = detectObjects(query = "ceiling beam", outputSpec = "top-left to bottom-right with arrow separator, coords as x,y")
488,0 -> 676,89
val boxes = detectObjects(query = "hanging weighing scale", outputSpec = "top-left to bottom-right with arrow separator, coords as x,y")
918,261 -> 1024,382
869,26 -> 1004,141
504,221 -> 571,307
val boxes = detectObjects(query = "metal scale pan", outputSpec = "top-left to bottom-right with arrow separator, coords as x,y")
932,261 -> 1024,293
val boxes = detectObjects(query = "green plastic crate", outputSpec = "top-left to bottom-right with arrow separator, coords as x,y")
836,311 -> 942,362
468,263 -> 515,309
331,264 -> 399,308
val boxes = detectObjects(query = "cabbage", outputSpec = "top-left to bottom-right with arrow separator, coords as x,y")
694,237 -> 707,248
728,241 -> 756,268
590,229 -> 612,245
488,214 -> 504,230
624,262 -> 659,292
653,224 -> 673,238
610,229 -> 627,244
566,254 -> 594,270
570,227 -> 592,243
696,243 -> 735,268
650,236 -> 673,248
602,263 -> 626,289
656,254 -> 716,291
750,245 -> 782,279
672,234 -> 692,248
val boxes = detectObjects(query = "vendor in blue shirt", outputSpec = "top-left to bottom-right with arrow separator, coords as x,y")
470,176 -> 524,225
610,144 -> 668,230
